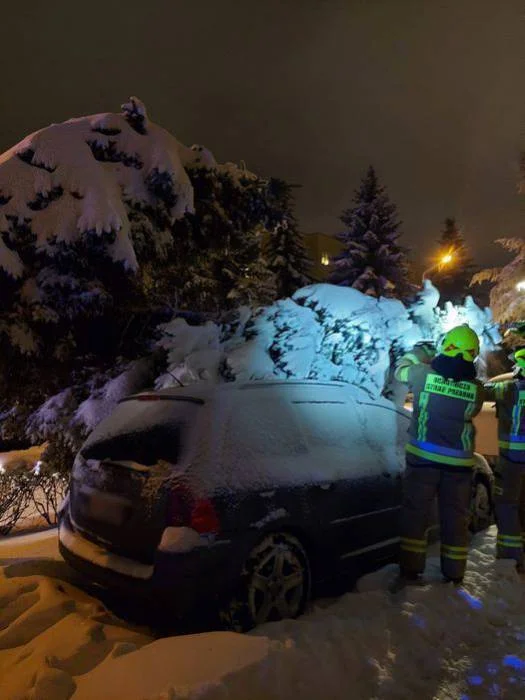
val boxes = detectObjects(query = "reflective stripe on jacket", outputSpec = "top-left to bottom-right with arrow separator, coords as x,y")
484,376 -> 525,461
396,354 -> 484,467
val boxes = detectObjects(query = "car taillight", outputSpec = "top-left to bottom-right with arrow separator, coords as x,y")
190,499 -> 220,535
166,486 -> 220,535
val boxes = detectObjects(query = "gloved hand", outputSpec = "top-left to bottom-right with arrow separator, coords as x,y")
413,341 -> 436,363
504,322 -> 525,339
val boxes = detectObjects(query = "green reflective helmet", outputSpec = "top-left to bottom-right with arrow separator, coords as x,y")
514,348 -> 525,369
440,324 -> 480,362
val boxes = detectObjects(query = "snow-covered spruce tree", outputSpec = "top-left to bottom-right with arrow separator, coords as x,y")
329,166 -> 412,299
173,156 -> 277,312
432,217 -> 475,304
0,97 -> 196,351
471,237 -> 525,323
0,100 -> 294,452
0,97 -> 198,442
264,179 -> 311,299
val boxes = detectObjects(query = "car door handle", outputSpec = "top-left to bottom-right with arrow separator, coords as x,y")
316,482 -> 335,491
383,472 -> 402,480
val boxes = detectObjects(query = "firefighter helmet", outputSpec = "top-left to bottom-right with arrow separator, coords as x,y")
440,324 -> 480,362
514,348 -> 525,369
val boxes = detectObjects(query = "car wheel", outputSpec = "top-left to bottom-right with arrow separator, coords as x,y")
469,480 -> 492,532
220,531 -> 310,632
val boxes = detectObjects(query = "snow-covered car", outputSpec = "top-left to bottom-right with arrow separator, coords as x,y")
59,380 -> 493,631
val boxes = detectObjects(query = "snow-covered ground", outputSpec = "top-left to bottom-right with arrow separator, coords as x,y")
0,445 -> 45,474
1,527 -> 525,699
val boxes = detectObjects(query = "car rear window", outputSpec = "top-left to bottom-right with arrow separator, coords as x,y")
80,398 -> 202,466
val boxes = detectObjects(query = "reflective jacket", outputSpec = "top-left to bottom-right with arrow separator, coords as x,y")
484,374 -> 525,461
395,348 -> 484,468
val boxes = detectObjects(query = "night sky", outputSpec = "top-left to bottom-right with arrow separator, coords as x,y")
2,1 -> 523,269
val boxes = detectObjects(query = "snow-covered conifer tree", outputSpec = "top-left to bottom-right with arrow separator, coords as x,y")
0,100 -> 288,369
329,166 -> 411,298
0,99 -> 201,446
264,179 -> 311,299
175,160 -> 277,311
0,97 -> 195,370
0,102 -> 295,444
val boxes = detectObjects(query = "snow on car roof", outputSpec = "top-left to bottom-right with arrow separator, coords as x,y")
125,378 -> 371,404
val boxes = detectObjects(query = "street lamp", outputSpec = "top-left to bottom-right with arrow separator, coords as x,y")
422,250 -> 455,283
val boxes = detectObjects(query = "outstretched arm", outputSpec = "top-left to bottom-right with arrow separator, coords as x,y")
483,379 -> 513,402
394,343 -> 435,384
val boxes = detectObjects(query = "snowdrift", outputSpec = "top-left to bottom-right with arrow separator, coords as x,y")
2,527 -> 525,699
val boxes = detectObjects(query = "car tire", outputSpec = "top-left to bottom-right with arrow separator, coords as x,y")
219,531 -> 311,632
469,479 -> 492,533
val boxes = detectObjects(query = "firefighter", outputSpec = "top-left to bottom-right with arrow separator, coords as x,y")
484,348 -> 525,569
394,325 -> 484,586
487,322 -> 525,382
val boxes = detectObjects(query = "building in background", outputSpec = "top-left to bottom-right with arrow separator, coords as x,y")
302,232 -> 344,282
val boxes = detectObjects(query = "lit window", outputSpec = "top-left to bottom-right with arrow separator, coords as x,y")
321,253 -> 330,266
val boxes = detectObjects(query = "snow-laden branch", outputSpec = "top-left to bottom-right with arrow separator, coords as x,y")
0,97 -> 197,276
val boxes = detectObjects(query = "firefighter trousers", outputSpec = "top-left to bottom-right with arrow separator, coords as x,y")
400,463 -> 471,581
494,456 -> 525,565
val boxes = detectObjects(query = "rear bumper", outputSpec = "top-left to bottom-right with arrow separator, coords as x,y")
59,509 -> 241,617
